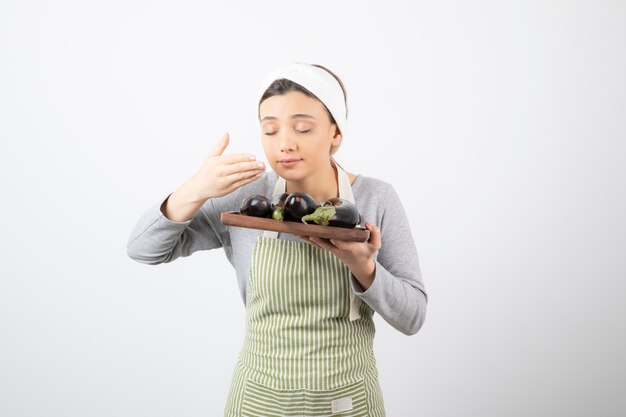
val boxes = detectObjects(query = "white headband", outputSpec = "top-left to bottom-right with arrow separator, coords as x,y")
258,63 -> 347,136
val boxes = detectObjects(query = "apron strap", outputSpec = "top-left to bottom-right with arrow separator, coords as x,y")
263,159 -> 362,321
333,159 -> 363,321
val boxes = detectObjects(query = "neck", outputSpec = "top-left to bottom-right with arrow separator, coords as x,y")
285,160 -> 338,203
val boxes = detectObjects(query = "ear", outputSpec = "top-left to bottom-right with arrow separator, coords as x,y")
331,125 -> 342,147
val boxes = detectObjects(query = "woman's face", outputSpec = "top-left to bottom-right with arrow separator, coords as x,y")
259,91 -> 341,181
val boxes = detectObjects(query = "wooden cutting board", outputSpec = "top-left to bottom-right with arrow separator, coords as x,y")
220,211 -> 370,242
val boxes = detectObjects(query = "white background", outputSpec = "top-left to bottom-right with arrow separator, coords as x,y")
1,1 -> 625,416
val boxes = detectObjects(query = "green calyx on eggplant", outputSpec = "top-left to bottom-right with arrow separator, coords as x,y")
270,192 -> 289,222
283,193 -> 320,222
239,194 -> 272,218
300,197 -> 361,228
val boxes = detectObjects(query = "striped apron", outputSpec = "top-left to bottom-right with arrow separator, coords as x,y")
224,162 -> 385,416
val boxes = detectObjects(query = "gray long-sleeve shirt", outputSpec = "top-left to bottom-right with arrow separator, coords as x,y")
126,170 -> 427,335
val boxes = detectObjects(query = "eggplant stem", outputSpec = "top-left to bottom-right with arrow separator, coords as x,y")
301,206 -> 336,226
272,207 -> 284,222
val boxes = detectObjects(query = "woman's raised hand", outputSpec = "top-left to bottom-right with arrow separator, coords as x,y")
192,133 -> 266,200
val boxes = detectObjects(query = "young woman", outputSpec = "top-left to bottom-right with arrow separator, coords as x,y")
127,62 -> 427,417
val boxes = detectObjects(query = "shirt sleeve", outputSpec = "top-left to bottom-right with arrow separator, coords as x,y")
126,192 -> 231,265
350,184 -> 428,335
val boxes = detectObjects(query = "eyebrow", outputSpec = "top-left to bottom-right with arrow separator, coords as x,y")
260,114 -> 317,122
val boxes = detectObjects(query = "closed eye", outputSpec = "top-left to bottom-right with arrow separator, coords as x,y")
264,130 -> 311,136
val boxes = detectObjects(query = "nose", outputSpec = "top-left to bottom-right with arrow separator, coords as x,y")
278,131 -> 297,153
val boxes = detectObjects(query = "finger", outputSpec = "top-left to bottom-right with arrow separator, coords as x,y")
207,133 -> 230,157
221,153 -> 258,164
228,171 -> 263,190
310,236 -> 335,252
329,238 -> 352,250
305,236 -> 322,248
364,221 -> 382,248
221,160 -> 266,177
298,235 -> 318,247
222,163 -> 265,187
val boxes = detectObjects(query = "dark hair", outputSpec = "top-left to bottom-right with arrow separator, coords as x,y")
258,64 -> 348,125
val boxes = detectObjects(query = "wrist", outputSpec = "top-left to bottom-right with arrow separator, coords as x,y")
349,258 -> 376,290
183,175 -> 206,204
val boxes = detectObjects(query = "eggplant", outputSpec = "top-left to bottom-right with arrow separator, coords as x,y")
301,197 -> 361,228
283,193 -> 320,222
239,194 -> 272,218
270,192 -> 289,222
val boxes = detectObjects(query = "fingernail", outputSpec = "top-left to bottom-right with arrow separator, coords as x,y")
249,155 -> 256,161
257,162 -> 265,169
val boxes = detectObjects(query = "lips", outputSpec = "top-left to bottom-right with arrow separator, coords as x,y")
278,158 -> 302,168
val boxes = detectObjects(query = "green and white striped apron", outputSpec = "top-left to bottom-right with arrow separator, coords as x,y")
224,162 -> 385,417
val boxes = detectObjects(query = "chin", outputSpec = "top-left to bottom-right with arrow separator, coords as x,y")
276,169 -> 304,181
274,165 -> 308,180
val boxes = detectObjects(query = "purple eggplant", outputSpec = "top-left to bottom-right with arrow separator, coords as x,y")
283,193 -> 320,222
240,194 -> 272,218
301,197 -> 361,228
